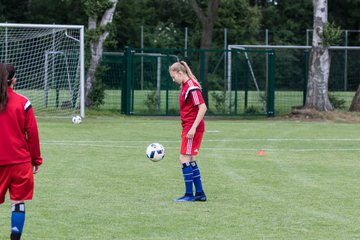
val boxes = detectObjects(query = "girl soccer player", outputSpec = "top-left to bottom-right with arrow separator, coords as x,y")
0,63 -> 43,240
169,61 -> 207,202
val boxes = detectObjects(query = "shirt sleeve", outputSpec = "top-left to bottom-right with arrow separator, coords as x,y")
24,105 -> 43,166
189,89 -> 205,106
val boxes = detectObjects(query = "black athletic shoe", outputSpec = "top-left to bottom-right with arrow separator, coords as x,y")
194,192 -> 207,202
10,232 -> 21,240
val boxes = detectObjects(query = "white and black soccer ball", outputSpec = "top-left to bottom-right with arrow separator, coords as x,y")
72,115 -> 82,124
146,143 -> 165,162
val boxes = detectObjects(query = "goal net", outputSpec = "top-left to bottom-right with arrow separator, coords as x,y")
0,23 -> 84,118
227,45 -> 270,114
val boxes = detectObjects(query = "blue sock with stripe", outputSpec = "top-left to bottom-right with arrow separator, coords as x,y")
191,161 -> 204,194
182,163 -> 193,196
11,203 -> 25,240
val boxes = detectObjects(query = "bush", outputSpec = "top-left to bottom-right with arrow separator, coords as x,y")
89,65 -> 108,108
245,105 -> 261,114
211,91 -> 227,113
329,93 -> 346,109
144,91 -> 161,113
89,78 -> 105,108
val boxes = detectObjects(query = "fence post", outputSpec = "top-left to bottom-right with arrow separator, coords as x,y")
303,50 -> 309,106
267,50 -> 275,116
344,30 -> 348,91
140,26 -> 144,90
233,50 -> 238,114
243,52 -> 249,110
199,50 -> 208,105
122,46 -> 133,115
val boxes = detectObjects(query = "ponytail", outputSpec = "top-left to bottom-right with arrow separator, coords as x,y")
169,61 -> 201,88
0,63 -> 9,112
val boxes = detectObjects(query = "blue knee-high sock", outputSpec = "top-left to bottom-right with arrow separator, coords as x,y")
11,203 -> 25,240
182,163 -> 193,196
191,161 -> 204,194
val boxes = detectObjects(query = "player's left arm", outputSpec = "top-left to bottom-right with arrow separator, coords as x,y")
25,106 -> 43,168
187,103 -> 207,139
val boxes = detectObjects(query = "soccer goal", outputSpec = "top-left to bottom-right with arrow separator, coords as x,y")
227,45 -> 273,115
0,23 -> 85,118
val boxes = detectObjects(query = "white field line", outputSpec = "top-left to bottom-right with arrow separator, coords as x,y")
42,138 -> 360,144
41,140 -> 360,152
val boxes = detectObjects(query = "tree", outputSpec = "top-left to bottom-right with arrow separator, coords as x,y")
216,0 -> 261,46
28,0 -> 86,24
82,0 -> 118,107
304,0 -> 333,111
349,85 -> 360,111
0,0 -> 30,22
190,0 -> 220,106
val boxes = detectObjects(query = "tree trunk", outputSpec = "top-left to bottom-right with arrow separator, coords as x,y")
85,0 -> 118,107
305,0 -> 333,111
349,84 -> 360,111
190,0 -> 220,107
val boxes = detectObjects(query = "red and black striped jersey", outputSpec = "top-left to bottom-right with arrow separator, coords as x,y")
179,79 -> 205,132
0,87 -> 42,166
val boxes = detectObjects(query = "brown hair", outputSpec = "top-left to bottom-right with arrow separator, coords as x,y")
6,64 -> 15,81
0,63 -> 9,112
169,61 -> 201,88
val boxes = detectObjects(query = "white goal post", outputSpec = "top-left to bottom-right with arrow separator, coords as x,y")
0,23 -> 85,118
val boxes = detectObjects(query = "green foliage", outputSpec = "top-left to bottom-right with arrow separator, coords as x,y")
208,73 -> 224,90
86,23 -> 115,43
3,0 -> 359,50
329,93 -> 346,109
88,78 -> 105,108
211,91 -> 227,113
144,91 -> 160,113
81,0 -> 113,17
0,0 -> 29,22
260,0 -> 313,45
114,0 -> 195,48
0,0 -> 87,24
328,0 -> 360,31
215,0 -> 262,46
146,23 -> 179,48
88,65 -> 108,108
245,105 -> 261,114
320,22 -> 342,46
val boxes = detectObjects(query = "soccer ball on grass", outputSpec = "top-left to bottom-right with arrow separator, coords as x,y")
72,115 -> 82,124
146,143 -> 165,162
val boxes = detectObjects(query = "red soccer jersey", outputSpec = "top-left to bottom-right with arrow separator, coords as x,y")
179,79 -> 205,132
0,88 -> 42,166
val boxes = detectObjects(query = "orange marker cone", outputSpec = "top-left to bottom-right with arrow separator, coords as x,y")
257,150 -> 266,156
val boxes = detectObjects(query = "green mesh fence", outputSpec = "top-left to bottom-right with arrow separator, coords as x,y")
101,49 -> 273,115
99,47 -> 359,116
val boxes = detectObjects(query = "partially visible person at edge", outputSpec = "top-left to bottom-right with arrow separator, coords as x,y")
0,63 -> 43,240
169,61 -> 207,202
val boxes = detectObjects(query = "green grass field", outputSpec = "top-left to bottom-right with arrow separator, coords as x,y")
1,116 -> 360,239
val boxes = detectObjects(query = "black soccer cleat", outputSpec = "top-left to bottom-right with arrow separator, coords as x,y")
10,232 -> 21,240
194,192 -> 207,202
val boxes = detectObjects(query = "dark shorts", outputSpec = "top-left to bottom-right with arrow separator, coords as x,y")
0,162 -> 34,204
